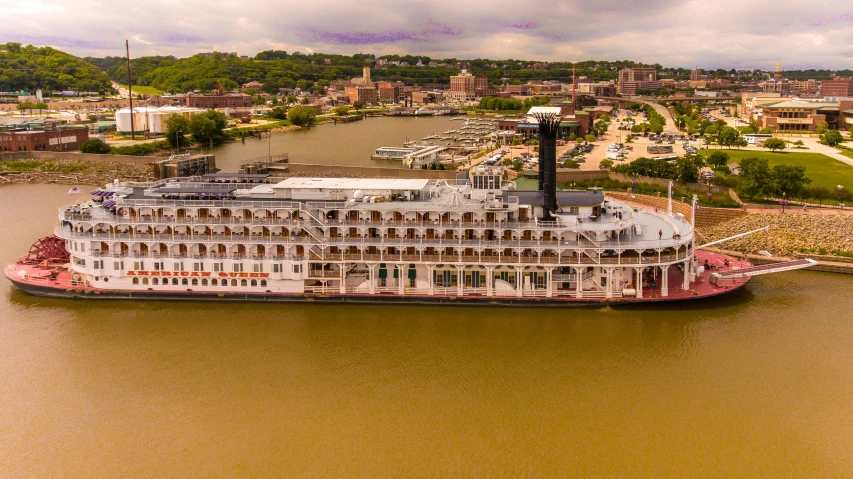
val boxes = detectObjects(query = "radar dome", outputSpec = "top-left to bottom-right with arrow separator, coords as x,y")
353,190 -> 364,200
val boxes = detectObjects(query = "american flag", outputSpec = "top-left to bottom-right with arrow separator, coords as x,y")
67,187 -> 81,195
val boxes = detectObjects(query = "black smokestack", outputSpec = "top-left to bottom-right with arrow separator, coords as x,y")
533,112 -> 560,219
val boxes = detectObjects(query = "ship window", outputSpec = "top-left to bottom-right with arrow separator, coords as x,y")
241,279 -> 247,287
211,279 -> 218,286
142,278 -> 149,285
251,280 -> 257,287
233,263 -> 244,273
253,263 -> 263,273
260,280 -> 267,287
231,279 -> 237,287
193,262 -> 203,272
152,278 -> 159,285
174,262 -> 184,272
201,279 -> 208,286
273,264 -> 282,273
132,278 -> 139,285
172,278 -> 178,285
191,279 -> 198,286
103,278 -> 109,283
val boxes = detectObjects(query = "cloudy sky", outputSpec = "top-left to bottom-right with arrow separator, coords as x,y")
5,0 -> 853,69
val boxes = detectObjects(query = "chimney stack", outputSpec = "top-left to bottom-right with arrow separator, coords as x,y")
533,112 -> 560,219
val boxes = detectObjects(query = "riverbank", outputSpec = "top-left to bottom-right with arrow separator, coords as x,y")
700,213 -> 853,257
0,158 -> 154,185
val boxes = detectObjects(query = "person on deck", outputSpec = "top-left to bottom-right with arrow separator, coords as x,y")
658,229 -> 663,240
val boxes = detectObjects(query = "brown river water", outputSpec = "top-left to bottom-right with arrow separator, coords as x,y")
212,116 -> 456,171
1,182 -> 852,477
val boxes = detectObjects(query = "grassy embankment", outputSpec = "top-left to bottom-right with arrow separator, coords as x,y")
560,178 -> 739,208
707,149 -> 853,191
129,85 -> 164,95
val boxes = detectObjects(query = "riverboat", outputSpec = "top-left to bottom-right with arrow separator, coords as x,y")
6,113 -> 815,305
5,166 -> 763,305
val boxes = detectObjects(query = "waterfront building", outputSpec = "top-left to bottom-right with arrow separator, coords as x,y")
0,124 -> 88,152
185,93 -> 252,109
376,81 -> 403,102
447,70 -> 491,101
344,85 -> 379,105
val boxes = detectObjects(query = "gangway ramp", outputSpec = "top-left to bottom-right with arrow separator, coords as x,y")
710,259 -> 817,285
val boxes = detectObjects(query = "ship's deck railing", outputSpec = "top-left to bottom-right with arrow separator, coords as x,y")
116,198 -> 305,209
74,249 -> 692,266
59,227 -> 693,251
58,213 -> 657,237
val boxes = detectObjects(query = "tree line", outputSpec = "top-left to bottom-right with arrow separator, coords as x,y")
0,43 -> 112,93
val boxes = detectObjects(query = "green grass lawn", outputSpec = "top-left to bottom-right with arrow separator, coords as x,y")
130,85 -> 164,95
706,149 -> 853,191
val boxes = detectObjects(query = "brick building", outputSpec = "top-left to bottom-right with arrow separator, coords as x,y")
0,126 -> 89,152
755,99 -> 851,132
376,81 -> 403,102
505,85 -> 533,95
618,67 -> 657,94
344,85 -> 379,105
446,70 -> 490,101
186,93 -> 252,108
690,68 -> 702,81
820,77 -> 853,97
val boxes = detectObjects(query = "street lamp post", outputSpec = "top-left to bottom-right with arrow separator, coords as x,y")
175,129 -> 182,155
781,192 -> 788,213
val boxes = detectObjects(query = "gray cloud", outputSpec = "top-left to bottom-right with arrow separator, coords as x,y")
4,0 -> 853,69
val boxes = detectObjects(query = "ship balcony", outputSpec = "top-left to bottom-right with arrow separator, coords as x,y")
56,227 -> 692,252
60,211 -> 641,234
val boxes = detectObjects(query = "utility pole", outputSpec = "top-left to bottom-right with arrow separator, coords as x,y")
125,40 -> 135,140
572,63 -> 576,109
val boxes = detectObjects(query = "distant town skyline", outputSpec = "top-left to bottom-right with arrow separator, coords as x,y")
5,0 -> 853,70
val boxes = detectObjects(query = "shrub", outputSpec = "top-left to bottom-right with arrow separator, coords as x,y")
79,138 -> 111,154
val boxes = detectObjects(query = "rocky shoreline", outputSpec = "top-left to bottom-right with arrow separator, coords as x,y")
700,213 -> 853,257
0,158 -> 155,186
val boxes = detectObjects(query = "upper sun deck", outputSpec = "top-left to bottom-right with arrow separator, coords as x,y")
87,176 -> 601,214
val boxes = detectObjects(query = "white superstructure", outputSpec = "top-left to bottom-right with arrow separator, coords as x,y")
55,169 -> 698,301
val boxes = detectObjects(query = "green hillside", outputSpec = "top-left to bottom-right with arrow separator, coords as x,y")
0,42 -> 112,92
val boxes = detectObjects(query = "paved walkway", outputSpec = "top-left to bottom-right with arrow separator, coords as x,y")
744,205 -> 853,215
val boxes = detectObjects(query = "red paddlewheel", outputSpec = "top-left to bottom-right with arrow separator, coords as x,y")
22,235 -> 70,265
